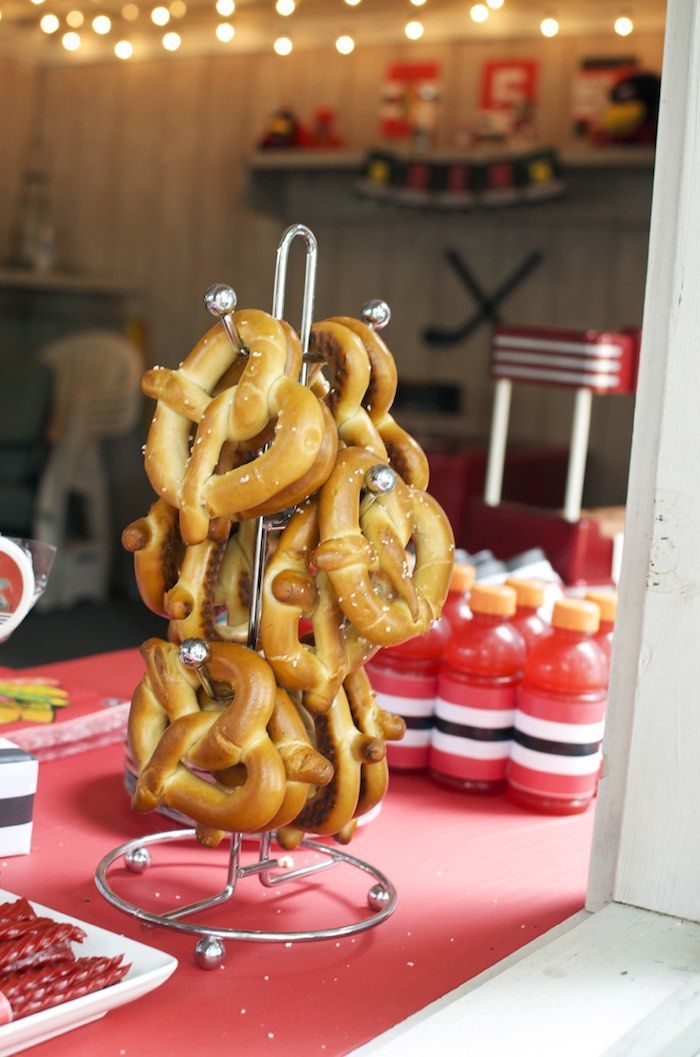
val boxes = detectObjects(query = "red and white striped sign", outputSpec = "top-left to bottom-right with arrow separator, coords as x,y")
491,326 -> 640,394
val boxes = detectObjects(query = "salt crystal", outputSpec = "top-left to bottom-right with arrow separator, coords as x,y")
267,1032 -> 275,1039
241,1009 -> 246,1014
264,975 -> 270,981
407,961 -> 414,968
284,942 -> 292,948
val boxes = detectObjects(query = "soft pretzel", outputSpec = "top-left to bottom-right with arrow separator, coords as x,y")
261,498 -> 375,714
309,321 -> 388,455
313,447 -> 454,647
343,666 -> 405,818
179,374 -> 326,544
276,686 -> 380,848
122,499 -> 182,617
328,316 -> 430,489
130,639 -> 289,838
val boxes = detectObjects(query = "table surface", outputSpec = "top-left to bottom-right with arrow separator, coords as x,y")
3,649 -> 595,1057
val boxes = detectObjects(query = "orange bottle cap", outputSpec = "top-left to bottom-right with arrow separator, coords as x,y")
585,590 -> 617,624
505,577 -> 546,609
470,583 -> 517,618
450,563 -> 475,593
552,598 -> 600,634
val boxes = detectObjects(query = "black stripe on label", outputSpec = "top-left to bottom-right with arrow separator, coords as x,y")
0,794 -> 34,828
0,748 -> 36,764
514,731 -> 602,757
403,716 -> 434,731
435,718 -> 513,742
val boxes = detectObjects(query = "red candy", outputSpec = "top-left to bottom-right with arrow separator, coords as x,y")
0,956 -> 129,1021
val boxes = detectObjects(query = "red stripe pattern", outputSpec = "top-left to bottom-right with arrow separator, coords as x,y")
366,663 -> 437,771
429,674 -> 517,784
491,326 -> 640,394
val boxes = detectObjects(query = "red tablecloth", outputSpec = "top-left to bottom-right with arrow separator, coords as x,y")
3,651 -> 594,1056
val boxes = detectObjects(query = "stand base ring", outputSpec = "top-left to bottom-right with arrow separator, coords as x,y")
95,828 -> 397,944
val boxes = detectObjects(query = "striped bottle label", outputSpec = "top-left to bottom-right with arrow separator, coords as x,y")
507,686 -> 606,803
366,663 -> 437,770
429,673 -> 516,782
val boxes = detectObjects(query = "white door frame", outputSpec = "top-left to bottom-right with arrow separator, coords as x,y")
355,2 -> 700,1052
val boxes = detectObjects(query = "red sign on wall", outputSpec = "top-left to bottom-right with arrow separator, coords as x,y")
480,60 -> 539,110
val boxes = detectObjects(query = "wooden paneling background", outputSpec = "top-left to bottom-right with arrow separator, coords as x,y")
1,29 -> 663,510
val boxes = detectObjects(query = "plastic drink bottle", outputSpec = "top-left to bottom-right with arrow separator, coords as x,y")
505,577 -> 550,652
442,562 -> 475,632
507,598 -> 607,814
366,563 -> 474,770
430,584 -> 526,793
585,589 -> 617,664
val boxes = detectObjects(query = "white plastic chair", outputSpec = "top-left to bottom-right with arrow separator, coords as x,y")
34,330 -> 142,608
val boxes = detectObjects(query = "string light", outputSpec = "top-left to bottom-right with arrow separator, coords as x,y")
151,5 -> 170,24
30,0 -> 46,6
62,30 -> 81,49
162,29 -> 181,48
410,0 -> 427,5
614,15 -> 633,35
122,3 -> 139,19
66,10 -> 84,27
335,33 -> 355,54
404,19 -> 424,39
114,38 -> 133,57
216,21 -> 234,41
215,0 -> 234,15
275,0 -> 295,15
345,0 -> 362,5
273,35 -> 292,54
540,15 -> 559,36
470,4 -> 489,23
170,1 -> 187,16
40,13 -> 60,32
486,0 -> 504,7
92,15 -> 111,34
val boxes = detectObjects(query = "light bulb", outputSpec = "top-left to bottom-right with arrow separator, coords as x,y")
614,15 -> 633,36
335,33 -> 355,54
540,15 -> 559,36
170,0 -> 187,15
162,29 -> 181,49
62,30 -> 81,49
216,21 -> 234,41
66,10 -> 84,27
151,5 -> 170,25
273,35 -> 292,55
215,0 -> 234,15
114,38 -> 133,57
404,19 -> 424,39
486,0 -> 504,7
40,13 -> 60,32
410,0 -> 427,5
30,0 -> 45,6
345,0 -> 362,5
92,14 -> 111,34
470,4 -> 489,23
275,0 -> 295,14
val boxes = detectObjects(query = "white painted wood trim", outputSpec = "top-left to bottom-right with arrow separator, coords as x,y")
483,378 -> 512,506
563,387 -> 592,522
351,905 -> 700,1057
587,0 -> 700,922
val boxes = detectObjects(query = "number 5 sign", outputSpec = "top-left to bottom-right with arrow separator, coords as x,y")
481,60 -> 539,110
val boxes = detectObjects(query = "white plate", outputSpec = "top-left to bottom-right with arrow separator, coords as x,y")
0,889 -> 177,1057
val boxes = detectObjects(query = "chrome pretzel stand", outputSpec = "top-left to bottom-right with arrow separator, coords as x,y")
95,224 -> 399,968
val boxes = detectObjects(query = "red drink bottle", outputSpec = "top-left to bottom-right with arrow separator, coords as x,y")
505,577 -> 550,652
366,563 -> 474,771
585,589 -> 617,664
507,598 -> 608,815
430,584 -> 525,794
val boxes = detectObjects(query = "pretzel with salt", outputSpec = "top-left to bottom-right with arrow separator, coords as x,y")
344,666 -> 405,820
261,498 -> 376,714
130,639 -> 291,838
122,499 -> 182,617
328,316 -> 430,489
313,447 -> 454,647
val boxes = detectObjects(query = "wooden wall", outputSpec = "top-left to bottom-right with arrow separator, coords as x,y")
3,30 -> 664,508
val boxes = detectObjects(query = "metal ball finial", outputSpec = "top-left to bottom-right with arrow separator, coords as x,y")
204,283 -> 238,319
194,935 -> 226,970
362,299 -> 391,331
124,846 -> 151,874
367,883 -> 391,912
179,638 -> 211,669
364,465 -> 397,496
